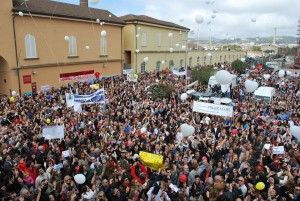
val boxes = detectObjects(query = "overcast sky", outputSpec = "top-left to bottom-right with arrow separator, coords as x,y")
56,0 -> 299,40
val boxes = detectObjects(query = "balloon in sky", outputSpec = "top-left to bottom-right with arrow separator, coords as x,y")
251,18 -> 256,23
89,0 -> 100,5
195,15 -> 204,24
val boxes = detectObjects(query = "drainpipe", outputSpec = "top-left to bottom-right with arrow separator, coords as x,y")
135,23 -> 137,73
13,13 -> 22,95
121,26 -> 123,75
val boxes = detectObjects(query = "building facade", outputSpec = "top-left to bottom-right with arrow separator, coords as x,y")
0,0 -> 125,95
120,15 -> 245,73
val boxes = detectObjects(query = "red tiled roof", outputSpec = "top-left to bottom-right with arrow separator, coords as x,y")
120,14 -> 189,31
12,0 -> 126,25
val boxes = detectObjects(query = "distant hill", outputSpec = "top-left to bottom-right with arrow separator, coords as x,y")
189,36 -> 297,45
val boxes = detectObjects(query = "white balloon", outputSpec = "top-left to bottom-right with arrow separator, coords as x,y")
213,9 -> 218,13
143,57 -> 149,62
18,11 -> 23,17
211,14 -> 216,19
181,45 -> 186,50
278,70 -> 285,78
141,127 -> 147,133
161,60 -> 165,64
101,30 -> 107,37
290,126 -> 300,140
109,14 -> 112,17
169,47 -> 174,53
205,0 -> 210,4
215,70 -> 232,85
175,43 -> 180,47
210,0 -> 215,4
180,93 -> 188,101
85,45 -> 90,49
89,0 -> 100,5
181,124 -> 195,137
207,21 -> 211,25
11,91 -> 17,97
168,33 -> 173,37
251,18 -> 256,23
74,174 -> 86,184
240,58 -> 246,62
96,18 -> 100,23
135,49 -> 140,53
195,15 -> 204,24
263,74 -> 271,80
136,34 -> 139,37
244,80 -> 258,93
221,84 -> 230,93
64,36 -> 69,41
207,53 -> 212,57
286,71 -> 292,76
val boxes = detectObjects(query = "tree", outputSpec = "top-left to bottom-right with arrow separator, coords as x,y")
148,83 -> 173,99
191,67 -> 215,85
251,46 -> 262,51
231,59 -> 247,73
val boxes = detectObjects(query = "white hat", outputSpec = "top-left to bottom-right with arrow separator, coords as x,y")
132,154 -> 139,161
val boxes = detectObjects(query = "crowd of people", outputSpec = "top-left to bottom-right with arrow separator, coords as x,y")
0,64 -> 300,201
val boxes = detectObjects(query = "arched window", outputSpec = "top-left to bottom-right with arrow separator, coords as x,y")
141,62 -> 146,73
25,34 -> 37,58
189,57 -> 192,66
68,36 -> 77,56
156,61 -> 161,72
100,32 -> 107,56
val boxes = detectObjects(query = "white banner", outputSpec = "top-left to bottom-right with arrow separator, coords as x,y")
65,89 -> 105,106
40,85 -> 51,92
187,81 -> 198,89
173,70 -> 186,76
123,69 -> 134,75
74,102 -> 82,114
272,146 -> 284,155
193,101 -> 233,117
42,125 -> 64,140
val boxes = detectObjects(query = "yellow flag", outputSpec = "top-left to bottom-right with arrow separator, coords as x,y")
139,151 -> 164,171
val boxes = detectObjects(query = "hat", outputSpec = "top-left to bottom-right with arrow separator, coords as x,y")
132,154 -> 139,161
121,150 -> 127,154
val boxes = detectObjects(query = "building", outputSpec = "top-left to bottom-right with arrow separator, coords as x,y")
0,0 -> 125,95
120,14 -> 245,73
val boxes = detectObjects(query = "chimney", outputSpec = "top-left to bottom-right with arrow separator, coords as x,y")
80,0 -> 88,7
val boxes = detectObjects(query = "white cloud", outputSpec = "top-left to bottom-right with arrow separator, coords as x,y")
122,0 -> 299,39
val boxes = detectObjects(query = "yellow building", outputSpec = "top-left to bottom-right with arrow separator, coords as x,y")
0,0 -> 125,95
120,14 -> 245,73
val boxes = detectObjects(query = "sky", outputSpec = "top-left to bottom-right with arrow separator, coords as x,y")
55,0 -> 300,41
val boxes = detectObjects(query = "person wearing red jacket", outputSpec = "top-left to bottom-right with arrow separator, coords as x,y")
131,161 -> 148,184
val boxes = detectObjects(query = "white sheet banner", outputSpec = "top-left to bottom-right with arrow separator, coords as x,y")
272,146 -> 285,155
193,101 -> 233,117
173,70 -> 186,76
66,89 -> 105,106
42,125 -> 64,140
74,102 -> 82,113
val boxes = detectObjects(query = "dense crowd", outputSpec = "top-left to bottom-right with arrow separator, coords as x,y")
0,65 -> 300,201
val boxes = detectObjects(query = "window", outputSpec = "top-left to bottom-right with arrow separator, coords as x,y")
229,55 -> 231,60
189,57 -> 192,66
25,34 -> 37,58
141,62 -> 146,73
156,61 -> 161,71
68,36 -> 77,56
220,55 -> 222,61
224,55 -> 227,61
157,33 -> 162,47
141,32 -> 147,47
169,60 -> 174,68
197,56 -> 200,64
210,57 -> 212,64
100,34 -> 107,56
204,56 -> 206,61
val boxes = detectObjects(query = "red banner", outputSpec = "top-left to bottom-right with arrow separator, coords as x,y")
23,75 -> 32,84
59,70 -> 94,82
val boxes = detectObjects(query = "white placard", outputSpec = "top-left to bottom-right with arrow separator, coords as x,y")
40,85 -> 51,92
123,69 -> 134,75
54,163 -> 63,170
62,150 -> 70,157
272,146 -> 284,155
193,101 -> 233,117
263,144 -> 271,150
173,70 -> 186,76
42,125 -> 64,140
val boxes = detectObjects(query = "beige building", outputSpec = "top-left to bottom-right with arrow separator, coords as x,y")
0,0 -> 125,95
120,15 -> 245,73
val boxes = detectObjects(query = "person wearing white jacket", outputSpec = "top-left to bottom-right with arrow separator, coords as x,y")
81,185 -> 98,201
147,181 -> 171,201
